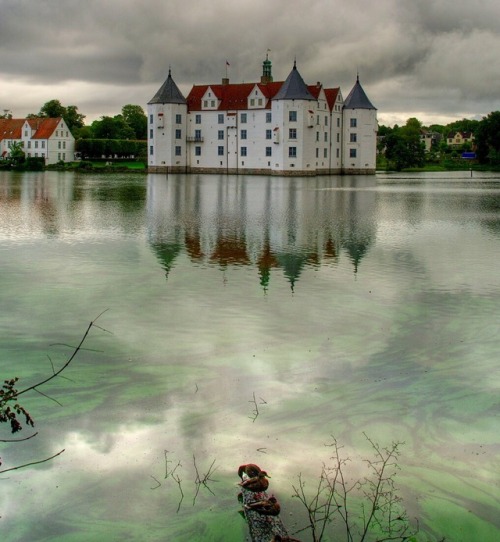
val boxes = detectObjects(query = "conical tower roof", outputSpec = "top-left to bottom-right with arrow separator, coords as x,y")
272,62 -> 315,101
148,69 -> 186,105
343,75 -> 376,110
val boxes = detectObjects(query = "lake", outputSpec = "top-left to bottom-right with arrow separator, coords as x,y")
0,170 -> 499,542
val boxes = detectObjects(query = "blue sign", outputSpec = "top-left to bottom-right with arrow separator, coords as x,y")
461,152 -> 476,159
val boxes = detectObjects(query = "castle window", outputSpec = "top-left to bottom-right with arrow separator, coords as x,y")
324,148 -> 328,158
250,99 -> 255,106
289,111 -> 297,122
211,100 -> 215,107
266,112 -> 272,123
258,98 -> 263,106
218,146 -> 224,156
241,129 -> 247,140
325,116 -> 328,126
149,146 -> 153,155
350,148 -> 357,158
195,129 -> 202,140
316,132 -> 319,142
289,147 -> 297,157
336,148 -> 340,158
241,113 -> 247,123
150,129 -> 153,139
324,132 -> 328,142
176,114 -> 182,124
195,146 -> 201,156
316,148 -> 319,158
289,128 -> 297,140
350,133 -> 357,142
175,146 -> 182,156
266,129 -> 272,140
218,114 -> 224,124
337,133 -> 340,143
195,114 -> 201,124
337,117 -> 340,127
203,100 -> 208,108
266,147 -> 272,157
150,114 -> 153,124
350,118 -> 357,128
41,141 -> 45,148
241,146 -> 247,156
218,130 -> 224,140
175,129 -> 182,139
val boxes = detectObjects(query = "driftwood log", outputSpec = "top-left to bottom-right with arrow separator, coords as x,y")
238,464 -> 299,542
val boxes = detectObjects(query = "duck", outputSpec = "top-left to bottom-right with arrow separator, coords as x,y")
238,463 -> 263,480
245,495 -> 280,516
239,470 -> 270,492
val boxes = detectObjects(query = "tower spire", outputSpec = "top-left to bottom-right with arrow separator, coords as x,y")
261,50 -> 273,84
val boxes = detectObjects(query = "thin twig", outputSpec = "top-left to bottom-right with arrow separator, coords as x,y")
0,449 -> 65,474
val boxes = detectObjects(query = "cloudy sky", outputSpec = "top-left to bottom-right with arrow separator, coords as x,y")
1,0 -> 500,127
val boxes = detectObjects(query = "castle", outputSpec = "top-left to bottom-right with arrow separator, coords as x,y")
147,56 -> 377,176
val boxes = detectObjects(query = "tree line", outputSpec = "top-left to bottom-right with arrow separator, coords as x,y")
378,112 -> 500,170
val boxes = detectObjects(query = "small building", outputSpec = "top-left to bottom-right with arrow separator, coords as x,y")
420,130 -> 442,152
0,117 -> 75,164
447,131 -> 474,149
147,56 -> 377,176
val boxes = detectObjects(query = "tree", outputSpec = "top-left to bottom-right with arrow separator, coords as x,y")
38,99 -> 66,118
475,111 -> 500,165
91,115 -> 135,140
121,104 -> 147,140
384,119 -> 425,171
37,99 -> 86,134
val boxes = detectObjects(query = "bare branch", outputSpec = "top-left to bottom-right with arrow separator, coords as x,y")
0,449 -> 65,474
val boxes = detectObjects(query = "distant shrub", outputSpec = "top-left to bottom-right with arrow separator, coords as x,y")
25,157 -> 46,171
77,160 -> 94,170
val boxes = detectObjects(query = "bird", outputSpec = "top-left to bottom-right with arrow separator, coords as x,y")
238,463 -> 263,480
245,495 -> 280,516
239,470 -> 270,492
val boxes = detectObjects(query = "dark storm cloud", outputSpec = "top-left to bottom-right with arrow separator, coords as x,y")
1,0 -> 500,124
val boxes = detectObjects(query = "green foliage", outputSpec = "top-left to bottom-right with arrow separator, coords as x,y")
475,111 -> 500,164
0,378 -> 35,433
383,125 -> 425,171
76,138 -> 147,159
90,115 -> 136,140
121,104 -> 147,140
37,99 -> 85,133
25,156 -> 45,171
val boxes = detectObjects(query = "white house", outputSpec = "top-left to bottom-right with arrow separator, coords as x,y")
147,57 -> 377,175
0,117 -> 75,164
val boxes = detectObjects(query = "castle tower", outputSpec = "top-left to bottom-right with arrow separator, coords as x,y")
342,75 -> 377,174
147,69 -> 187,173
271,62 -> 317,175
261,52 -> 273,84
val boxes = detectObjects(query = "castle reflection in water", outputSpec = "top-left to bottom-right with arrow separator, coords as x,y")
0,171 -> 377,291
146,174 -> 377,290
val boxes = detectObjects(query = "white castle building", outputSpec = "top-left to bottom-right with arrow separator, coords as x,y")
147,57 -> 377,176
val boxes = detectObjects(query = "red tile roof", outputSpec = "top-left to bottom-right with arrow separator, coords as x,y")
0,118 -> 25,141
0,117 -> 63,141
186,81 -> 340,112
29,117 -> 62,139
324,88 -> 340,110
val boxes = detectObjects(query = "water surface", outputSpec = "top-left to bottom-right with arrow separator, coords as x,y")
0,170 -> 499,541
